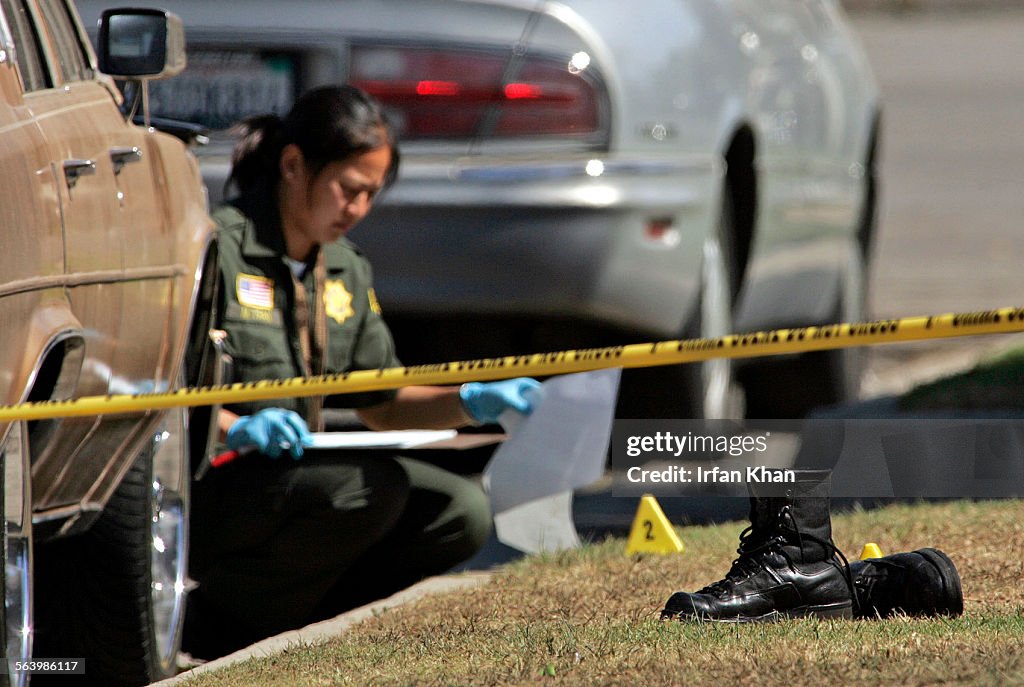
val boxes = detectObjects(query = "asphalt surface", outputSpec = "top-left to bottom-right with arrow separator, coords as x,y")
844,6 -> 1024,410
856,8 -> 1024,323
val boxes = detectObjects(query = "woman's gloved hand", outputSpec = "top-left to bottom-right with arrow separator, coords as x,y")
226,408 -> 313,459
459,378 -> 543,425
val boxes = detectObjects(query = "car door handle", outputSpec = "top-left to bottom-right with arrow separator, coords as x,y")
110,146 -> 143,175
62,159 -> 97,189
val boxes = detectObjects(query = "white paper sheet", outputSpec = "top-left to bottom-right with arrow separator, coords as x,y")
307,429 -> 457,450
493,490 -> 581,554
483,368 -> 620,515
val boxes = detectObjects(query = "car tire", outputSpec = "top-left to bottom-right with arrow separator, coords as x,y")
618,182 -> 745,420
2,421 -> 33,687
34,411 -> 189,687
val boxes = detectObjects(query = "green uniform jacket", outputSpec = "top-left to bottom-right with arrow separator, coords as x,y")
212,190 -> 400,424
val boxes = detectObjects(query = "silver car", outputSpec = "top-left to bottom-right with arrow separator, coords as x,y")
78,0 -> 881,420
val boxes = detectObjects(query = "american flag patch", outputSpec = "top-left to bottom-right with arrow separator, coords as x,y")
237,274 -> 275,310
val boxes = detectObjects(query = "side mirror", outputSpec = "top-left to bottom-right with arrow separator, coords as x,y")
97,8 -> 185,80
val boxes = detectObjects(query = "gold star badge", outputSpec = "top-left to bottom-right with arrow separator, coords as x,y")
324,279 -> 354,324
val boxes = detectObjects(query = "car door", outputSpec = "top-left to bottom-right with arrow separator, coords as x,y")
37,0 -> 176,393
0,0 -> 65,405
732,0 -> 853,236
23,0 -> 123,396
19,0 -> 174,508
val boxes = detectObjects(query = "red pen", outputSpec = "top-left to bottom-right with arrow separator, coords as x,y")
193,445 -> 257,481
210,445 -> 257,468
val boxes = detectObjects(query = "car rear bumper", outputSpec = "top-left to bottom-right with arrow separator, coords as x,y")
347,155 -> 721,338
202,153 -> 720,338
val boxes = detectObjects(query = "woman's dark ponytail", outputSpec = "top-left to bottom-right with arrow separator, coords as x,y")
226,85 -> 399,198
226,114 -> 285,196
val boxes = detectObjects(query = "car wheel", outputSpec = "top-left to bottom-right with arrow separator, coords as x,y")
618,182 -> 745,420
34,409 -> 189,686
147,411 -> 191,677
2,421 -> 33,687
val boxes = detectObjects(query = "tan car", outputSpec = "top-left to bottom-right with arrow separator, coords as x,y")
0,3 -> 215,685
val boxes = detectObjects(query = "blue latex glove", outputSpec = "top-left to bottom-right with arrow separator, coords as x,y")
226,408 -> 313,459
459,378 -> 542,425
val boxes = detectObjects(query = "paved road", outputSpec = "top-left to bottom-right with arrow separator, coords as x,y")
854,8 -> 1024,393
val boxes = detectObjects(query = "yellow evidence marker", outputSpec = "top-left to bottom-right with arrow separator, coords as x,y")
626,495 -> 685,555
859,542 -> 884,560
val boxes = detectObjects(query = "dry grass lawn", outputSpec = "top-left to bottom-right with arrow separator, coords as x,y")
179,499 -> 1024,686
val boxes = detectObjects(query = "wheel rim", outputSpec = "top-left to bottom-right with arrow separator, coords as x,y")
4,422 -> 33,686
699,234 -> 740,418
149,416 -> 189,673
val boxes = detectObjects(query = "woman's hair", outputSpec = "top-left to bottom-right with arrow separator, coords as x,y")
227,84 -> 400,196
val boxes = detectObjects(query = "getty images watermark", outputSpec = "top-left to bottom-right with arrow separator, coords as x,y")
623,430 -> 791,486
610,418 -> 1024,498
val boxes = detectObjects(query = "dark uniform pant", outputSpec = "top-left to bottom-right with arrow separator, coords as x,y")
183,452 -> 491,658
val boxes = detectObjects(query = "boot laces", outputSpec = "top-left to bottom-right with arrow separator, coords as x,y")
699,505 -> 858,611
698,526 -> 784,596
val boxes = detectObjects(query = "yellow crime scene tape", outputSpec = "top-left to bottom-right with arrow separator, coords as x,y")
1,306 -> 1023,423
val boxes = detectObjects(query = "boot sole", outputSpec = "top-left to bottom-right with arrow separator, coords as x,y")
916,547 -> 964,617
687,602 -> 853,624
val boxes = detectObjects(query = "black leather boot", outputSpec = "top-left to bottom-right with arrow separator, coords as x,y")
851,547 -> 963,618
662,470 -> 853,622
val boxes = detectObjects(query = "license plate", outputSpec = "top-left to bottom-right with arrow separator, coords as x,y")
147,50 -> 297,130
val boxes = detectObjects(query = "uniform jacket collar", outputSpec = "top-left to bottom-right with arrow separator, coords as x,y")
231,184 -> 288,260
230,183 -> 351,276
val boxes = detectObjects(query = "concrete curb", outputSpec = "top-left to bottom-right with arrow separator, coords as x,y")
150,571 -> 493,686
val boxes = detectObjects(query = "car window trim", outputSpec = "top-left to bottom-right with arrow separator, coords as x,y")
23,0 -> 91,87
0,0 -> 52,91
62,0 -> 97,72
0,4 -> 13,52
16,0 -> 57,86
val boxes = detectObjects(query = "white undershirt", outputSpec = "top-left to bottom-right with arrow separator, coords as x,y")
283,256 -> 307,280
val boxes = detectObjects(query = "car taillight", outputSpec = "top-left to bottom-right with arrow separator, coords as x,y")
350,45 -> 605,140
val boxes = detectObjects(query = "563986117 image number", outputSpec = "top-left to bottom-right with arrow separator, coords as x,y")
4,659 -> 85,675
